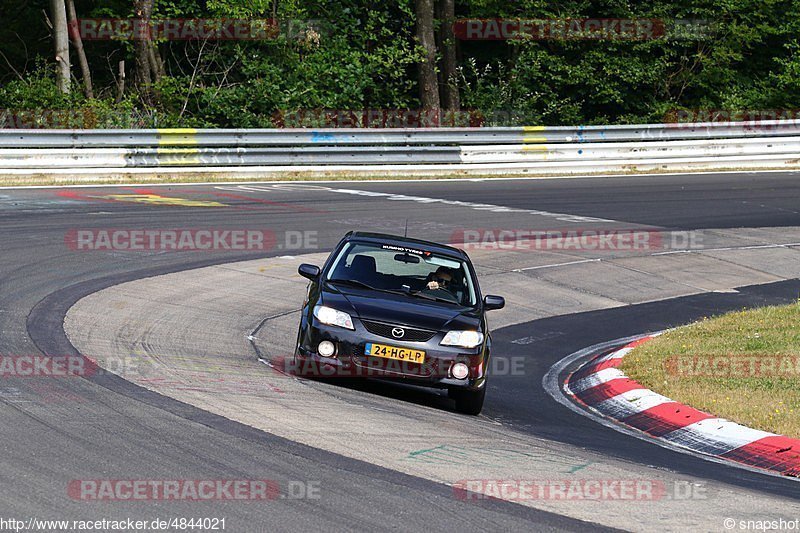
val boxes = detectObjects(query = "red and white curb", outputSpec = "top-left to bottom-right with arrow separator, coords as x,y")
547,334 -> 800,479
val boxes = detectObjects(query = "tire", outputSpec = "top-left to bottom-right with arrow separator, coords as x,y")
292,330 -> 301,362
292,326 -> 310,377
451,386 -> 486,415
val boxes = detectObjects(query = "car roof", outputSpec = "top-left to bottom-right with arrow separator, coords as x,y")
345,231 -> 469,260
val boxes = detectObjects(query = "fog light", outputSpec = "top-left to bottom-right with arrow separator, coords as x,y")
451,362 -> 469,380
318,341 -> 335,357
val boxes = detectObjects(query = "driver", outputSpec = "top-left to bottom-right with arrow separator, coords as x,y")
426,266 -> 453,291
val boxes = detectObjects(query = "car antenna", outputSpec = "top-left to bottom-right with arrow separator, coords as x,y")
404,218 -> 408,238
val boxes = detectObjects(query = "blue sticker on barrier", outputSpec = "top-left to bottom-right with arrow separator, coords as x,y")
312,132 -> 336,142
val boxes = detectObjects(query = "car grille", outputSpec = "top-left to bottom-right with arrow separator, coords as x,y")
361,320 -> 437,342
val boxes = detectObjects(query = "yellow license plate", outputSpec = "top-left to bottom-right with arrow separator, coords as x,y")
365,343 -> 425,364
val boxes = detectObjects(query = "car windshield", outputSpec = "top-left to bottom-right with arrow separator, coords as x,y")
326,241 -> 477,306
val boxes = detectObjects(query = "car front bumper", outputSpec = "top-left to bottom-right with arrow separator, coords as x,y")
296,317 -> 487,391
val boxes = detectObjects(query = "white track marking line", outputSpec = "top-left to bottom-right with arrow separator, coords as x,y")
513,259 -> 601,272
514,241 -> 800,273
214,184 -> 619,224
652,242 -> 800,255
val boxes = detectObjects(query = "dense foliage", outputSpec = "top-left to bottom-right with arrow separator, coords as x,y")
1,0 -> 798,127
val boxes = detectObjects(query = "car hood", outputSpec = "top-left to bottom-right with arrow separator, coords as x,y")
322,286 -> 480,332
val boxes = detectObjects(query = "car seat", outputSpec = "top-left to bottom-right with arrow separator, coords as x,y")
348,254 -> 377,283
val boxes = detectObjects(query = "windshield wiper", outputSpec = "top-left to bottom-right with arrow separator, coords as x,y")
327,278 -> 375,290
407,290 -> 459,305
326,278 -> 407,297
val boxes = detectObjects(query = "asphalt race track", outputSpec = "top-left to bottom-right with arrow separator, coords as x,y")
3,171 -> 800,531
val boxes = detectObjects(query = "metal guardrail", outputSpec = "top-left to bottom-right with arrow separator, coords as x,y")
3,120 -> 800,147
1,120 -> 799,176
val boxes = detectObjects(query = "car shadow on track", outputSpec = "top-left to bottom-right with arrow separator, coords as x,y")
297,375 -> 465,415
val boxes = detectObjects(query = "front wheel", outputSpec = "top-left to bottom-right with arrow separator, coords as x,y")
451,386 -> 486,415
291,326 -> 310,377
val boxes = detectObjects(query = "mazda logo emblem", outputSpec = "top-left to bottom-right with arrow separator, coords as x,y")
391,327 -> 405,338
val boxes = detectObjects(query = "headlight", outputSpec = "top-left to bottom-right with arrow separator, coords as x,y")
441,330 -> 484,348
313,305 -> 354,330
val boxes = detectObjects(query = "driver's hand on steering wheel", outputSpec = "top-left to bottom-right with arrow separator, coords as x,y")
426,280 -> 440,290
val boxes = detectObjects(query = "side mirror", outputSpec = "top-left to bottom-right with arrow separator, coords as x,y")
298,263 -> 321,280
483,295 -> 505,311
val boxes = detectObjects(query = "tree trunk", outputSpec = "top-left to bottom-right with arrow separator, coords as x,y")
50,0 -> 71,94
415,0 -> 440,119
437,0 -> 459,112
116,60 -> 126,103
133,0 -> 154,104
147,42 -> 165,82
66,0 -> 93,98
434,0 -> 443,93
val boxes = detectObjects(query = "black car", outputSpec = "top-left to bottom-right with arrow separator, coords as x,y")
294,231 -> 504,415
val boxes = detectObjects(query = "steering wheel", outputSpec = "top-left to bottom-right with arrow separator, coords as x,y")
422,287 -> 459,303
